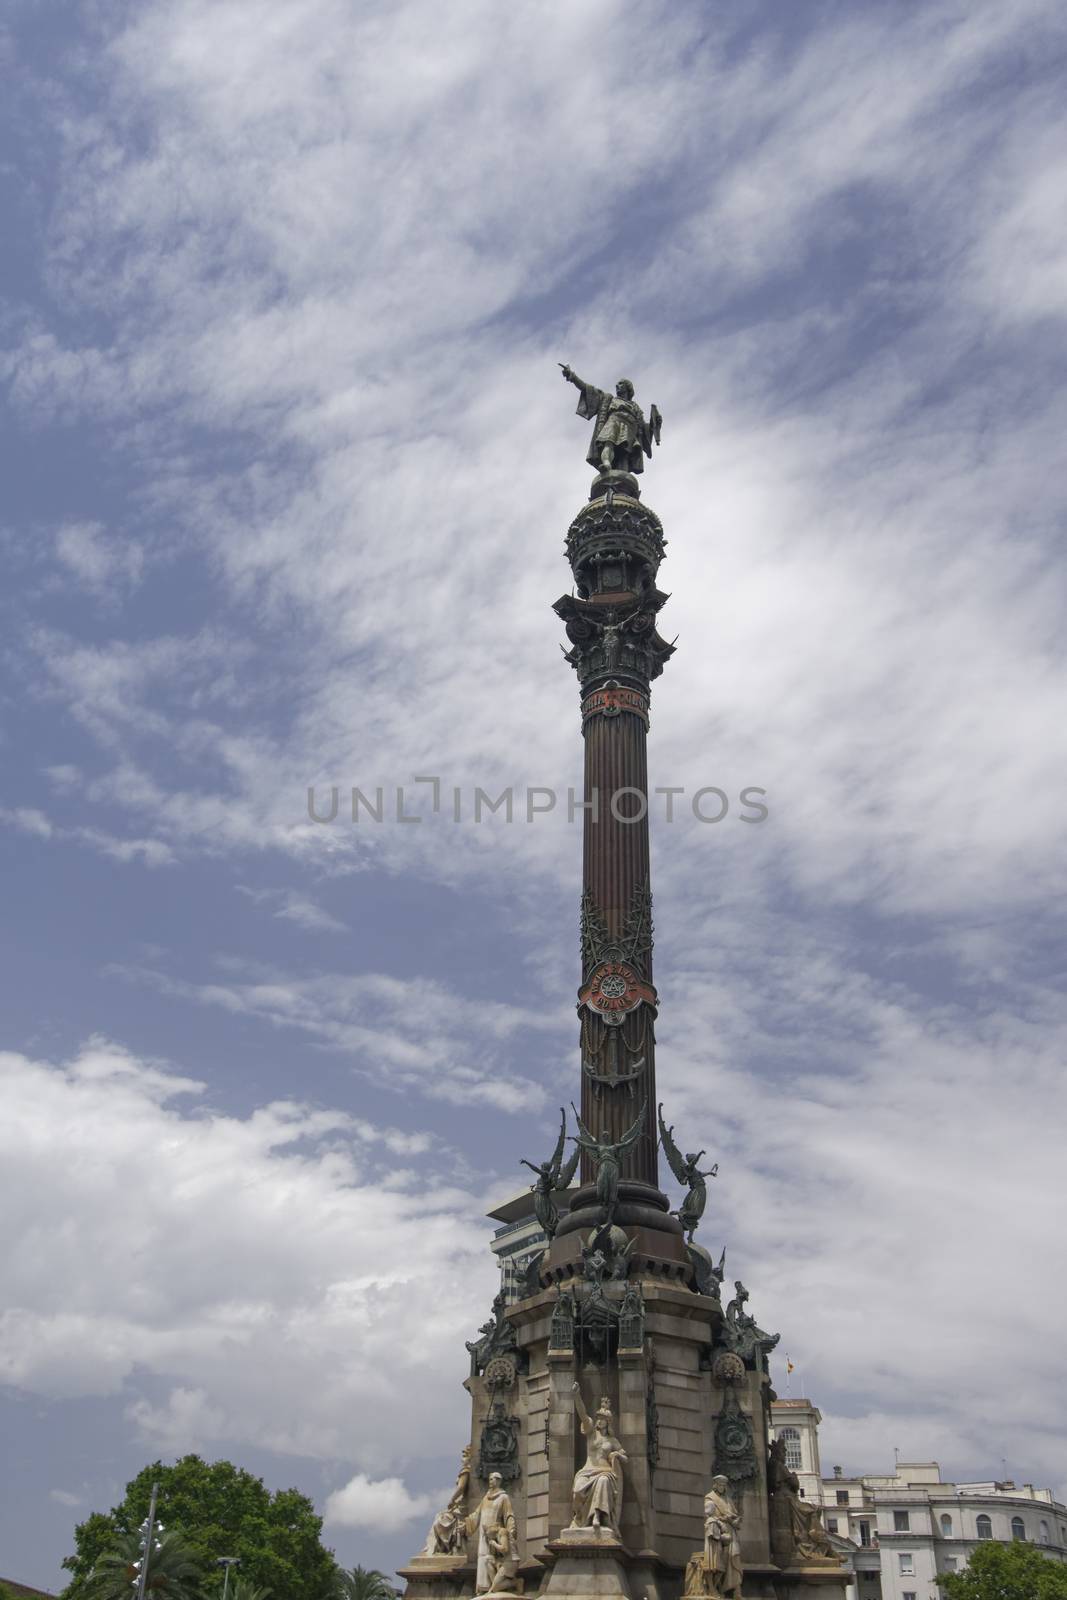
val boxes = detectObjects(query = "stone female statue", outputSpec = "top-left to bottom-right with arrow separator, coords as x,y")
568,1385 -> 627,1533
420,1445 -> 472,1555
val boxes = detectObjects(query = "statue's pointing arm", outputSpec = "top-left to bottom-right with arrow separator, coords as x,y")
559,363 -> 605,423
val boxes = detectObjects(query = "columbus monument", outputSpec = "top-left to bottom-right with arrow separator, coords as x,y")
399,369 -> 846,1600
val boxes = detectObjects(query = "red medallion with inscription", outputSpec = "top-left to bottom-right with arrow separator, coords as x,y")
578,959 -> 657,1018
581,684 -> 650,727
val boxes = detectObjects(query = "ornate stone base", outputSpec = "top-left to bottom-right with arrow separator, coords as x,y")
397,1556 -> 477,1600
538,1528 -> 635,1600
589,470 -> 641,502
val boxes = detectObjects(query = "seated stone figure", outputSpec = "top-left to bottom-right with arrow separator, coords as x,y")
768,1437 -> 838,1563
420,1445 -> 471,1556
568,1385 -> 627,1533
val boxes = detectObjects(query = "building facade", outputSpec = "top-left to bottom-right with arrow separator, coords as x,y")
487,1190 -> 556,1304
770,1400 -> 1067,1599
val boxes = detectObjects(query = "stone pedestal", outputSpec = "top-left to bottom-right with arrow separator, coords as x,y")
539,1528 -> 634,1600
398,1268 -> 852,1600
397,1555 -> 476,1600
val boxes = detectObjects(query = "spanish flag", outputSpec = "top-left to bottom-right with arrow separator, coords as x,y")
786,1356 -> 795,1373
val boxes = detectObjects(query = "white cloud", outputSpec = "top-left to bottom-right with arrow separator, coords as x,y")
49,1489 -> 84,1508
0,0 -> 1061,952
2,0 -> 1066,1546
324,1473 -> 438,1534
272,893 -> 346,933
653,904 -> 1067,1495
54,521 -> 143,594
0,807 -> 53,839
73,827 -> 177,868
126,1387 -> 227,1455
237,885 -> 348,934
44,764 -> 83,791
0,806 -> 176,868
0,1039 -> 496,1467
110,961 -> 555,1112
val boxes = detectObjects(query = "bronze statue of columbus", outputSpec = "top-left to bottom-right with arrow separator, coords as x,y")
560,363 -> 662,475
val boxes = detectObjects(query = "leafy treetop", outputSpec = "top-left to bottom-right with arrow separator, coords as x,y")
61,1457 -> 339,1600
937,1540 -> 1067,1599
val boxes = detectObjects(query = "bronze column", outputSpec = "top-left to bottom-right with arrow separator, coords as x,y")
553,467 -> 680,1259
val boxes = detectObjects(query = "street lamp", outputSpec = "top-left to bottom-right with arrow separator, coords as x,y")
217,1556 -> 240,1600
133,1484 -> 161,1600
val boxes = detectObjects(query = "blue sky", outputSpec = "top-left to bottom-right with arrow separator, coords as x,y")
3,0 -> 1067,1588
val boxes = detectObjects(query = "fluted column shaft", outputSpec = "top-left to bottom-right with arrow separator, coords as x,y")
554,478 -> 674,1198
578,706 -> 658,1184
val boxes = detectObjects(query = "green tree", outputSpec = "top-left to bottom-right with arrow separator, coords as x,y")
334,1569 -> 397,1600
225,1579 -> 271,1600
938,1540 -> 1067,1599
61,1457 -> 338,1600
84,1527 -> 205,1600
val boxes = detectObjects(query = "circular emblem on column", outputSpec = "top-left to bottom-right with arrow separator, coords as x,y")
581,682 -> 650,727
579,960 -> 657,1018
712,1351 -> 746,1387
484,1354 -> 517,1390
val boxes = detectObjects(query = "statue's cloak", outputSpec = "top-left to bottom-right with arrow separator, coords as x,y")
574,381 -> 651,474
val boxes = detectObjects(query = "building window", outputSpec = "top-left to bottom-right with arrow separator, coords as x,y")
858,1521 -> 871,1547
898,1554 -> 914,1576
903,1592 -> 916,1600
1039,1521 -> 1050,1545
976,1515 -> 992,1540
940,1514 -> 953,1536
780,1427 -> 802,1471
827,1519 -> 838,1534
837,1490 -> 850,1506
943,1557 -> 958,1572
1011,1516 -> 1025,1541
894,1510 -> 910,1532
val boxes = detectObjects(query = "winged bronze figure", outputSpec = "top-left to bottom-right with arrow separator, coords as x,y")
570,1099 -> 647,1226
658,1103 -> 718,1241
520,1108 -> 581,1242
